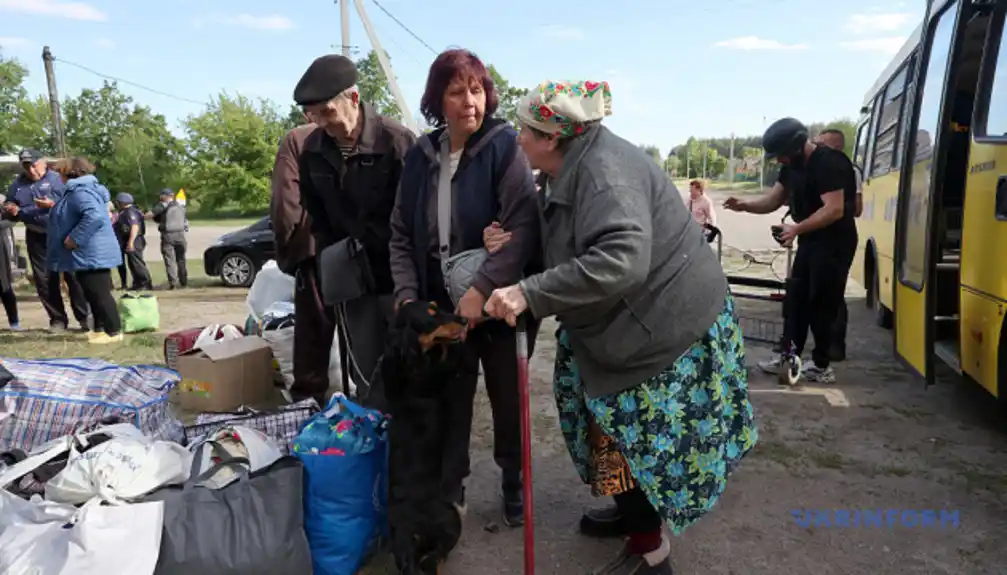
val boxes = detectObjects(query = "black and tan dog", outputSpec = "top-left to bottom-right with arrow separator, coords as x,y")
377,300 -> 468,575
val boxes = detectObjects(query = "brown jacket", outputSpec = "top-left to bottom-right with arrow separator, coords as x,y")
299,104 -> 416,295
270,123 -> 317,275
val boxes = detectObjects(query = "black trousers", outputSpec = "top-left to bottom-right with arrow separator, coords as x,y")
787,238 -> 856,368
25,230 -> 89,327
160,233 -> 187,287
0,287 -> 17,325
75,269 -> 121,335
292,261 -> 336,400
124,239 -> 152,290
440,316 -> 540,499
116,244 -> 128,288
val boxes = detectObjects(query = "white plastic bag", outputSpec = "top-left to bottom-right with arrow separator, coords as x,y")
329,331 -> 350,396
193,323 -> 243,352
0,443 -> 165,575
0,424 -> 145,490
245,260 -> 295,322
189,425 -> 283,490
262,326 -> 296,390
45,435 -> 191,505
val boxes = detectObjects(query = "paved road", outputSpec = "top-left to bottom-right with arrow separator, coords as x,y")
13,224 -> 236,268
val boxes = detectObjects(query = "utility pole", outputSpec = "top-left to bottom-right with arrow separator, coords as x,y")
728,132 -> 735,183
685,149 -> 690,179
339,0 -> 351,56
41,46 -> 66,158
351,0 -> 418,134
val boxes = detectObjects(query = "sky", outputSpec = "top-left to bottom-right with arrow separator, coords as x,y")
0,0 -> 923,156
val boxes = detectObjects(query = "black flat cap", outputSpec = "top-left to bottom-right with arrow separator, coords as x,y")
293,55 -> 358,106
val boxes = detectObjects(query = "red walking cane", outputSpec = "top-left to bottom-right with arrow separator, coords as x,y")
515,316 -> 534,574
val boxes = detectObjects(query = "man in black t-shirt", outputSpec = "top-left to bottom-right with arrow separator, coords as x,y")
725,118 -> 858,383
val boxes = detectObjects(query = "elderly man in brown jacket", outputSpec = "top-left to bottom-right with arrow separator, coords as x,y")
270,121 -> 335,404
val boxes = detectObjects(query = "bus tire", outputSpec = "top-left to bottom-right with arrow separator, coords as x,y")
872,268 -> 894,329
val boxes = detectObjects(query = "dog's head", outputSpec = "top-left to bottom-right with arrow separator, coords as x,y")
394,301 -> 467,353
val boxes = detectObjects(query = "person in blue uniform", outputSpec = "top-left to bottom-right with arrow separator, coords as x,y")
1,149 -> 89,331
113,193 -> 152,291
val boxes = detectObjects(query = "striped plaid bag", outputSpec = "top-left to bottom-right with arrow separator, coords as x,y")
0,358 -> 184,453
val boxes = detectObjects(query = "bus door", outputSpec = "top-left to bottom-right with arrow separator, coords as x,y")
893,0 -> 966,385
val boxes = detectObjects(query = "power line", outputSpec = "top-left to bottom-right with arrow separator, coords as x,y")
53,57 -> 208,107
370,0 -> 438,55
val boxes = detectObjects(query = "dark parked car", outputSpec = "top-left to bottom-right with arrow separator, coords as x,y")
203,217 -> 275,288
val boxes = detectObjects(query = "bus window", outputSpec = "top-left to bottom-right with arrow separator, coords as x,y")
899,6 -> 957,288
893,54 -> 919,170
984,28 -> 1006,136
864,97 -> 882,174
872,65 -> 910,177
855,120 -> 870,169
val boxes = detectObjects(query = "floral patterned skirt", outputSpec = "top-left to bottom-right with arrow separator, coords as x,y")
554,294 -> 757,535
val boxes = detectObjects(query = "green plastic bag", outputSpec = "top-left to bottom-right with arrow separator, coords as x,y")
118,293 -> 160,333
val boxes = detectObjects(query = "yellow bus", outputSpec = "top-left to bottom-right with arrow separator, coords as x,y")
851,0 -> 1007,397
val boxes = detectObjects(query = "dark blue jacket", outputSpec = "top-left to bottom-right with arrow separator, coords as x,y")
5,169 -> 64,232
388,118 -> 541,305
46,175 -> 122,272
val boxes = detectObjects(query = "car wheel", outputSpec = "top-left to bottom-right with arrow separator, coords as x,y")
220,252 -> 256,288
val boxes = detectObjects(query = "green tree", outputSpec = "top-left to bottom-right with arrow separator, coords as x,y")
355,50 -> 401,121
7,95 -> 54,154
283,103 -> 305,131
663,154 -> 680,176
639,144 -> 662,165
62,81 -> 137,161
488,65 -> 528,126
99,107 -> 182,205
181,93 -> 287,212
0,53 -> 30,154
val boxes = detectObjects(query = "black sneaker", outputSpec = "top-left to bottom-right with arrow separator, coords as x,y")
48,322 -> 67,334
580,504 -> 628,538
502,472 -> 523,527
592,538 -> 673,575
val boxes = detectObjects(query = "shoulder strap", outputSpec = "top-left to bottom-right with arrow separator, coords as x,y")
437,135 -> 453,262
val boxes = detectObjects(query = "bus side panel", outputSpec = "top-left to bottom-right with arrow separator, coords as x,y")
959,289 -> 1002,397
858,170 -> 902,308
960,143 -> 1007,397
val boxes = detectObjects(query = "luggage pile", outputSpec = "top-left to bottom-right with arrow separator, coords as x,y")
0,260 -> 390,575
0,357 -> 390,575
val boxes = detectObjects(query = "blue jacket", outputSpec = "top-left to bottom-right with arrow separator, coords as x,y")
46,175 -> 122,272
5,169 -> 65,232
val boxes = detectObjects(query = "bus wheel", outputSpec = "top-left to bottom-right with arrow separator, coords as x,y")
873,270 -> 894,329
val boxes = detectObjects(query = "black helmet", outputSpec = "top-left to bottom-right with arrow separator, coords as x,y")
762,117 -> 809,159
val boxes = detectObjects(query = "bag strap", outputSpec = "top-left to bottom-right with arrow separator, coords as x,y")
437,134 -> 453,267
185,440 -> 251,489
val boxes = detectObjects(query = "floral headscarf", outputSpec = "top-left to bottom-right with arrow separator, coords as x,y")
517,80 -> 612,137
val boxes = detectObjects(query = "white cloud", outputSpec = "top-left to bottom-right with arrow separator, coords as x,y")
538,25 -> 585,41
196,13 -> 294,31
95,37 -> 113,48
0,0 -> 106,21
840,36 -> 908,55
845,12 -> 914,35
714,37 -> 808,50
0,36 -> 29,47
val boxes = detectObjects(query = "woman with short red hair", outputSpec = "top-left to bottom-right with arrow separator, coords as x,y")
388,49 -> 541,527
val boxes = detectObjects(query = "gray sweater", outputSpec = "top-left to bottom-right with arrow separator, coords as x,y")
521,125 -> 728,398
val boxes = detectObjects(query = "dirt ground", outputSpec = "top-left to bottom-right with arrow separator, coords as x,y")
4,198 -> 1007,574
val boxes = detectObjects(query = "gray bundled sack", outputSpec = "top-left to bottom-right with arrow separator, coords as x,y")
144,442 -> 313,575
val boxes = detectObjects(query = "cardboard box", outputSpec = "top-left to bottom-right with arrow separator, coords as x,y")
175,336 -> 275,412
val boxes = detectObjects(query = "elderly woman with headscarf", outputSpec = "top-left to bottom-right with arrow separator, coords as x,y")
388,48 -> 541,527
483,82 -> 758,574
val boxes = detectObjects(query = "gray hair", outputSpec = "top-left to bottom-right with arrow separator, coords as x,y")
334,85 -> 359,102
